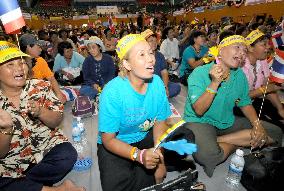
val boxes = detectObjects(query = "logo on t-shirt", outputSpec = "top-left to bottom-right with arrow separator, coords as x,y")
139,118 -> 156,132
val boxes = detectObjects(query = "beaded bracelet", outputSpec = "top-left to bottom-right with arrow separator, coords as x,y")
139,149 -> 146,164
206,87 -> 217,94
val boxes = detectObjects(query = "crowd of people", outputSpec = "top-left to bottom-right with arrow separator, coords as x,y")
0,5 -> 283,191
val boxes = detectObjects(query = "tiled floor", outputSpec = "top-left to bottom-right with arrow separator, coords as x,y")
61,86 -> 283,191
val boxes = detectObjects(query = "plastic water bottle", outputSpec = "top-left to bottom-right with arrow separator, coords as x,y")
77,117 -> 87,146
72,118 -> 81,142
225,149 -> 245,188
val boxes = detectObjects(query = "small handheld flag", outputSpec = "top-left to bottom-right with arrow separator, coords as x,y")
270,49 -> 284,84
153,120 -> 186,152
160,139 -> 197,155
0,0 -> 25,34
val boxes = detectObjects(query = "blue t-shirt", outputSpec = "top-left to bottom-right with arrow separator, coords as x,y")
154,51 -> 167,78
97,75 -> 172,144
180,45 -> 208,77
53,51 -> 85,72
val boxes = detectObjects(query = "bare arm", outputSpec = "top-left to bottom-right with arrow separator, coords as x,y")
161,69 -> 169,96
192,81 -> 220,116
153,120 -> 169,145
266,93 -> 284,112
46,76 -> 66,104
0,109 -> 14,158
192,64 -> 222,116
188,58 -> 205,69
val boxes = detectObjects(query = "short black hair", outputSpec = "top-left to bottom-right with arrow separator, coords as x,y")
58,41 -> 73,56
49,31 -> 58,37
161,27 -> 173,40
236,26 -> 247,35
219,30 -> 235,43
38,30 -> 48,40
188,30 -> 205,45
58,29 -> 68,38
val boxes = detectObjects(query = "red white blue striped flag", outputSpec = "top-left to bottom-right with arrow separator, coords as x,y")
271,21 -> 284,49
0,0 -> 25,34
270,49 -> 284,84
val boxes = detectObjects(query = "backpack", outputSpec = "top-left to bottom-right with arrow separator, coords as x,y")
72,96 -> 95,118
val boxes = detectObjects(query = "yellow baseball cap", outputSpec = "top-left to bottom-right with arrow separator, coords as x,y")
0,41 -> 30,65
245,29 -> 264,45
116,34 -> 146,60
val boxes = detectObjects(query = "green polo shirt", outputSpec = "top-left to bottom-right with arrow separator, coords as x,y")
183,62 -> 252,129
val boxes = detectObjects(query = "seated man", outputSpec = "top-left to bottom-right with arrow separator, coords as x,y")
53,41 -> 85,86
142,29 -> 181,98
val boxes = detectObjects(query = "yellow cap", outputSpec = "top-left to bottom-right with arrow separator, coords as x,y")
141,29 -> 154,39
116,34 -> 146,60
218,35 -> 246,51
245,29 -> 264,45
0,41 -> 30,65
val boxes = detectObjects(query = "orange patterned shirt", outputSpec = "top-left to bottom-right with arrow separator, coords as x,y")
0,79 -> 67,178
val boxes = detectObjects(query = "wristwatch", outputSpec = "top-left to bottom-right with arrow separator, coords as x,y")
132,148 -> 139,161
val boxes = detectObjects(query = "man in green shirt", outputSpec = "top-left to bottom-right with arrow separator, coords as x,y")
183,34 -> 282,177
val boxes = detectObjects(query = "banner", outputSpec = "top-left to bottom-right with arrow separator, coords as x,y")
50,16 -> 63,21
22,13 -> 31,20
210,4 -> 226,11
245,0 -> 282,5
73,15 -> 89,20
173,9 -> 186,16
96,6 -> 119,14
193,6 -> 205,13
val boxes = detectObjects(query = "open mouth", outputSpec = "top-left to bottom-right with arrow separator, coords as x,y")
14,74 -> 25,80
146,66 -> 154,72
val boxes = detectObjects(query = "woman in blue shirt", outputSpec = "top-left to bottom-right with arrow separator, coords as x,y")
180,30 -> 208,86
97,34 -> 176,191
79,37 -> 116,99
53,41 -> 85,85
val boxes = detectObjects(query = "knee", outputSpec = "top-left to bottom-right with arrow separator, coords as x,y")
56,143 -> 77,172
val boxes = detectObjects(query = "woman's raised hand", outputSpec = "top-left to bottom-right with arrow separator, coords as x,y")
209,64 -> 224,84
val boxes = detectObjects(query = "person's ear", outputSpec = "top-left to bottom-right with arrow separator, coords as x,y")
122,59 -> 131,71
247,45 -> 254,53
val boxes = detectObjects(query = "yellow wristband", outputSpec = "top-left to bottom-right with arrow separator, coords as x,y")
130,147 -> 137,161
259,87 -> 265,94
206,87 -> 217,94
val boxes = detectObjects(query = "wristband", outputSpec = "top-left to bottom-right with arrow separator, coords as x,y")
130,147 -> 137,161
139,149 -> 146,164
259,87 -> 265,94
206,87 -> 217,94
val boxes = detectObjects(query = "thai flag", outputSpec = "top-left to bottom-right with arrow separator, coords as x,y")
270,49 -> 284,84
108,15 -> 115,34
271,21 -> 284,49
0,0 -> 25,34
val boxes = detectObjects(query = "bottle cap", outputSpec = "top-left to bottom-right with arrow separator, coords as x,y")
236,149 -> 244,157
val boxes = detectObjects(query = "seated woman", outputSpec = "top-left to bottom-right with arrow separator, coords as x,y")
183,34 -> 282,177
19,34 -> 66,103
103,28 -> 117,57
142,29 -> 181,98
180,30 -> 208,86
79,37 -> 116,99
97,34 -> 194,191
53,41 -> 85,86
241,29 -> 284,129
0,41 -> 84,191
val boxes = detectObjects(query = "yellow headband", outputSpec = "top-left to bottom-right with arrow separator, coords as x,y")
116,34 -> 146,60
245,29 -> 264,45
0,41 -> 30,65
203,35 -> 246,63
218,35 -> 246,51
141,29 -> 154,40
